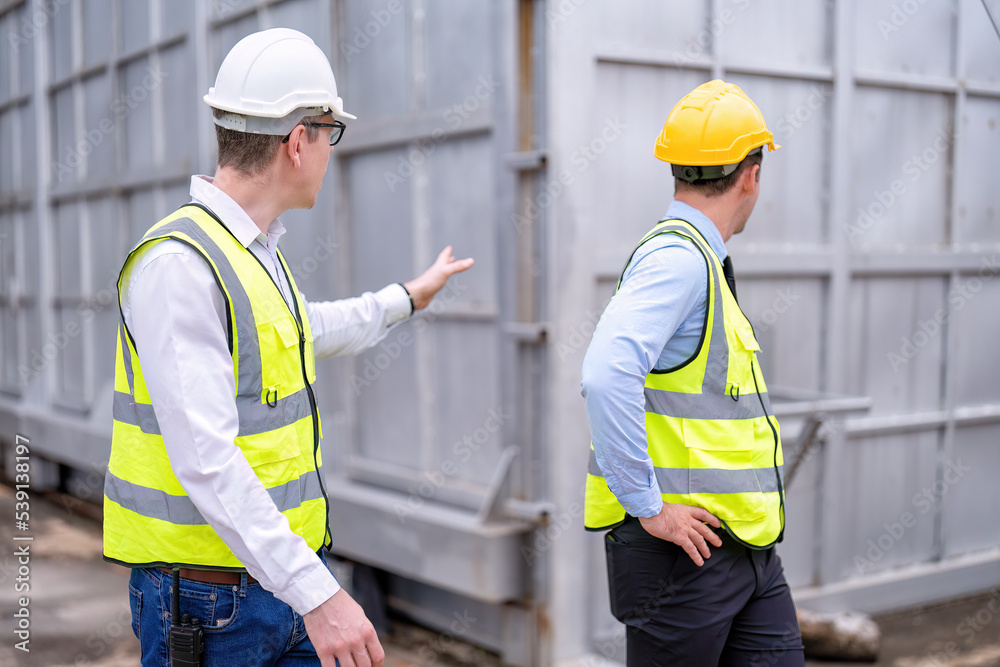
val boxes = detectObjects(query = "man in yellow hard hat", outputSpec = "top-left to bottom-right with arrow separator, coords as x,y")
104,29 -> 472,666
581,80 -> 804,665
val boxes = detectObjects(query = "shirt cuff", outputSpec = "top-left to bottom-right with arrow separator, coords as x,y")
276,556 -> 342,616
618,489 -> 664,519
377,283 -> 413,326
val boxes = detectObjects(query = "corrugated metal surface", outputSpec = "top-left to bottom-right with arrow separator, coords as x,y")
1,1 -> 999,665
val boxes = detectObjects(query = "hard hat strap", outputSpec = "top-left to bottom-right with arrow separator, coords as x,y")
671,162 -> 740,183
671,147 -> 763,183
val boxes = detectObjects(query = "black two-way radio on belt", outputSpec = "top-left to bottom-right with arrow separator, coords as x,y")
170,569 -> 204,666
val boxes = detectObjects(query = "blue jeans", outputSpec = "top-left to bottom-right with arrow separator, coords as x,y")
128,553 -> 335,666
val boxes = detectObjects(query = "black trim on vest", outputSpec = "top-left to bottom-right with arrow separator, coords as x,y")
117,228 -> 235,357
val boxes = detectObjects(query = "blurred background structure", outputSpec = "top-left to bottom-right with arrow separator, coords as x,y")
1,0 -> 999,665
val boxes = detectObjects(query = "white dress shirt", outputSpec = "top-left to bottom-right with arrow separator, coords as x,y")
122,175 -> 411,615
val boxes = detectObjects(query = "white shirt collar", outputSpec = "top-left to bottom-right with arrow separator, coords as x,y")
188,175 -> 286,250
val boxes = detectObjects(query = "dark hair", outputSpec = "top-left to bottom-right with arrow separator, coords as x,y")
674,149 -> 763,198
213,108 -> 322,175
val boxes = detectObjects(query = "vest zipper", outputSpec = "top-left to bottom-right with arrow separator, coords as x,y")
279,264 -> 332,549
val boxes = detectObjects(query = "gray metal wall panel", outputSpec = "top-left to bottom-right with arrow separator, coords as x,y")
966,0 -> 1000,83
0,112 -> 12,193
122,0 -> 150,54
595,0 -> 705,55
123,57 -> 157,171
346,148 -> 414,289
52,86 -> 76,184
55,203 -> 82,297
854,0 -> 956,77
739,278 -> 825,391
83,73 -> 115,180
270,0 -> 325,49
943,423 -> 1000,556
57,306 -> 87,404
128,188 -> 157,243
161,0 -> 194,40
355,335 -> 422,468
161,43 -> 197,167
847,277 -> 946,416
0,31 -> 10,101
951,278 -> 1000,405
779,437 -> 822,587
82,0 -> 112,67
838,431 -> 939,580
720,0 -> 832,69
954,96 -> 1000,243
50,1 -> 73,81
21,101 -> 36,189
426,136 -> 496,305
423,0 -> 491,111
849,89 -> 951,247
589,63 -> 705,254
213,13 -> 260,73
726,75 -> 831,245
427,321 -> 502,487
341,0 -> 409,121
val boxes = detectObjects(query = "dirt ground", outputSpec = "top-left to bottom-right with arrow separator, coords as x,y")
0,484 -> 997,667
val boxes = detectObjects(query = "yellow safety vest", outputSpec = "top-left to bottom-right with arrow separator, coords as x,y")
584,219 -> 785,548
103,204 -> 329,570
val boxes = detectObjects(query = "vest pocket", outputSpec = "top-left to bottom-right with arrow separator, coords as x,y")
256,314 -> 303,399
681,418 -> 766,522
237,428 -> 300,472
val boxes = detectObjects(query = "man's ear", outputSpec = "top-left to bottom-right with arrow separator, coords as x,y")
743,164 -> 760,194
283,125 -> 307,168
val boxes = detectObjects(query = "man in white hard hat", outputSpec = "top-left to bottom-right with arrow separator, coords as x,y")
582,80 -> 803,664
104,28 -> 472,666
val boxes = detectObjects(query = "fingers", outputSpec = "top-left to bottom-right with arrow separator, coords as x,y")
367,632 -> 385,666
677,534 -> 705,567
443,257 -> 475,277
692,520 -> 723,548
351,649 -> 372,667
435,245 -> 454,265
687,506 -> 721,529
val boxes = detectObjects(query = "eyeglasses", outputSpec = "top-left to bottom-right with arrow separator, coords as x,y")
281,120 -> 346,146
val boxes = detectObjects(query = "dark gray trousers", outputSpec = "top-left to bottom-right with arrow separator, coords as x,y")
605,515 -> 805,667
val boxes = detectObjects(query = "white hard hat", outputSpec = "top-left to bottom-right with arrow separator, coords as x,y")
204,28 -> 356,136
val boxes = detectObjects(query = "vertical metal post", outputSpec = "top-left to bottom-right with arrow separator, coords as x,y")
937,0 -> 968,564
819,0 -> 856,587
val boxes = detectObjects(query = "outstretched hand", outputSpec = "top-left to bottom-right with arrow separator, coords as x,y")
638,503 -> 723,566
403,246 -> 475,311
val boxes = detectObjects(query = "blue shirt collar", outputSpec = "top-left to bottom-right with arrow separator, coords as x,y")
662,200 -> 728,262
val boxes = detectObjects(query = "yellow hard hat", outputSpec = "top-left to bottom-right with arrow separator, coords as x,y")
655,80 -> 779,181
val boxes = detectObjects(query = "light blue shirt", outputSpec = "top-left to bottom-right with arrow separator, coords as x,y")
581,200 -> 729,518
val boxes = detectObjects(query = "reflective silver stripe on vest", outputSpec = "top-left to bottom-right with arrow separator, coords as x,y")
104,468 -> 325,525
113,388 -> 312,437
113,392 -> 162,435
119,326 -> 135,395
644,388 -> 771,420
587,449 -> 782,495
116,216 -> 311,437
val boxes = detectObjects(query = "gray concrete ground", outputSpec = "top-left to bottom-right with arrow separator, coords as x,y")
0,483 -> 997,666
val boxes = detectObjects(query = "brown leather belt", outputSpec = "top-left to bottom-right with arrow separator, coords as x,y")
158,567 -> 257,586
